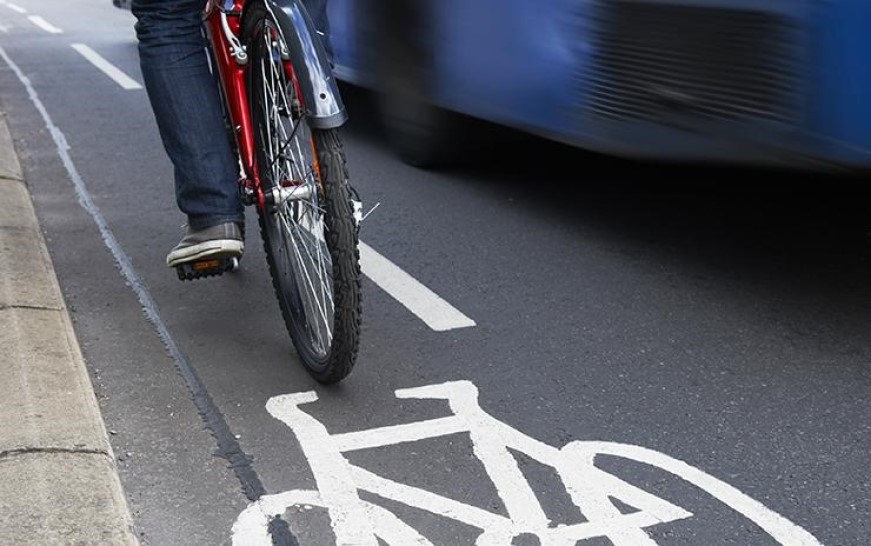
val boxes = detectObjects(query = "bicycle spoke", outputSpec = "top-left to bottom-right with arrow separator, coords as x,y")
280,213 -> 333,351
274,210 -> 330,354
284,211 -> 333,310
254,22 -> 344,363
283,214 -> 332,321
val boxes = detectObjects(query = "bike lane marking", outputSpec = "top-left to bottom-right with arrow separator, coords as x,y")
233,380 -> 825,546
27,15 -> 62,34
359,241 -> 476,331
71,44 -> 143,90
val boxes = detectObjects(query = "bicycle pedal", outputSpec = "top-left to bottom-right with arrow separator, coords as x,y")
175,256 -> 240,281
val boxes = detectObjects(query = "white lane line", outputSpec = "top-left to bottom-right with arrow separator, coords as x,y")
359,241 -> 476,331
5,3 -> 27,14
28,15 -> 62,34
0,23 -> 10,33
70,44 -> 142,90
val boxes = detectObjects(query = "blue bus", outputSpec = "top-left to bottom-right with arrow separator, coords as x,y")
319,0 -> 871,170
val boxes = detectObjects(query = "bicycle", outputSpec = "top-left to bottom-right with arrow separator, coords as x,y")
189,0 -> 361,383
231,381 -> 824,546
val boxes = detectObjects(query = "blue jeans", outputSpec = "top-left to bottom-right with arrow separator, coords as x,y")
132,0 -> 244,231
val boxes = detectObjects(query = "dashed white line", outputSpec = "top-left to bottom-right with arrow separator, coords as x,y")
359,241 -> 476,331
5,3 -> 27,14
28,15 -> 62,34
71,44 -> 143,90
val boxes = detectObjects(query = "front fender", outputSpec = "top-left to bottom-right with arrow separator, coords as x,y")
242,0 -> 347,129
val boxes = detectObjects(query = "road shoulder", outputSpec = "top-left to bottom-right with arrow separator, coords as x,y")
0,110 -> 138,544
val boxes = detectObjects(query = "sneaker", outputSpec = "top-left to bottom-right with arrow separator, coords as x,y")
166,222 -> 244,267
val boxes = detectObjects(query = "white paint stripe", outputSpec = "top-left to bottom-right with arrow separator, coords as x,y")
355,471 -> 675,543
358,241 -> 475,331
266,394 -> 378,545
6,3 -> 26,14
363,502 -> 434,546
28,15 -> 62,33
547,511 -> 687,543
566,442 -> 826,546
331,416 -> 467,452
234,490 -> 437,546
0,23 -> 10,33
558,453 -> 691,546
456,390 -> 552,528
233,490 -> 322,546
351,466 -> 510,530
70,44 -> 142,90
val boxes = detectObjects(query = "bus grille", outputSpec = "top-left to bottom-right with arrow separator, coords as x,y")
589,2 -> 801,123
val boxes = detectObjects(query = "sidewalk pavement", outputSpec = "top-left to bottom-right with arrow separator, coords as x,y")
0,111 -> 139,544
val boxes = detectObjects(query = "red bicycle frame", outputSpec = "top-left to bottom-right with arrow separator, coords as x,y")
202,0 -> 344,212
202,0 -> 262,207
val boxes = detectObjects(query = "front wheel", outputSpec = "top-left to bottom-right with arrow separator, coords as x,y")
248,17 -> 361,383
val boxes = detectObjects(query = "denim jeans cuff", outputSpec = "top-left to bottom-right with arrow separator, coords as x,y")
188,214 -> 245,231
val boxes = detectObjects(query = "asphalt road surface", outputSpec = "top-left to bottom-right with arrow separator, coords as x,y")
0,1 -> 868,545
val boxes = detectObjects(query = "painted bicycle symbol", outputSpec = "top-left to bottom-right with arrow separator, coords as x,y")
232,381 -> 823,545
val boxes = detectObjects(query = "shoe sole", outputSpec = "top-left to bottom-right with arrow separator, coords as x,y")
166,239 -> 244,268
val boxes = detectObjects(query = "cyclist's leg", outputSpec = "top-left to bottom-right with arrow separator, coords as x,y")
131,0 -> 244,237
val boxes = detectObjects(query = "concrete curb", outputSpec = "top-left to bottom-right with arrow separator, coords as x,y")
0,112 -> 139,544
